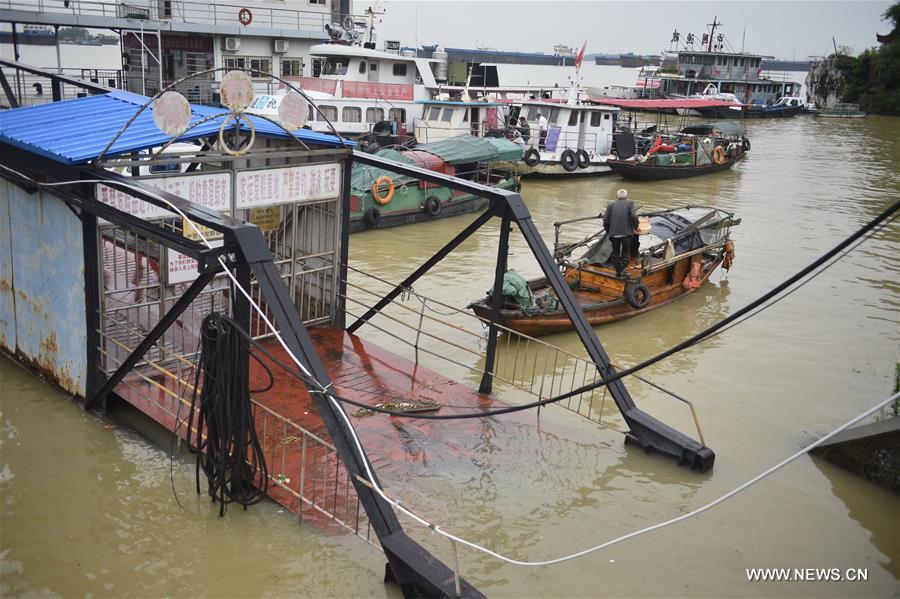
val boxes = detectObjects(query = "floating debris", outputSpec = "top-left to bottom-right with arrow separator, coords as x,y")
353,400 -> 441,418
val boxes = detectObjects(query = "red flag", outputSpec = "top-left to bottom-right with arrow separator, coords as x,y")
575,42 -> 586,70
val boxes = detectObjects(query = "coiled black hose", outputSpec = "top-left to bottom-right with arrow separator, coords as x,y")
188,313 -> 268,516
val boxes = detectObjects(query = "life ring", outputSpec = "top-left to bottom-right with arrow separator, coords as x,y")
363,207 -> 381,228
560,149 -> 578,172
523,148 -> 540,167
625,283 -> 651,309
343,15 -> 355,30
576,149 -> 590,169
742,137 -> 751,151
372,175 -> 394,205
424,196 -> 442,217
238,8 -> 252,25
712,146 -> 726,165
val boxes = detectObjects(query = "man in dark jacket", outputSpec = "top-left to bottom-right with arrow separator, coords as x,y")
603,189 -> 639,277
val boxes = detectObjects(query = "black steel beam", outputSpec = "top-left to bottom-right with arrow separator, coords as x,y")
347,207 -> 497,334
229,222 -> 483,598
479,213 -> 510,394
337,153 -> 352,329
81,208 -> 104,409
0,68 -> 19,108
513,214 -> 714,470
87,270 -> 218,409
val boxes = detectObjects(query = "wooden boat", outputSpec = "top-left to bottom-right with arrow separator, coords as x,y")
349,134 -> 521,232
469,206 -> 740,336
607,122 -> 749,181
815,103 -> 867,118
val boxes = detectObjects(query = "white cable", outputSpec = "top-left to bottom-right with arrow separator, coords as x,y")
5,163 -> 897,567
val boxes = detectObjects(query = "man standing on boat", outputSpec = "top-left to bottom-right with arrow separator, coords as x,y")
537,111 -> 549,150
603,189 -> 639,277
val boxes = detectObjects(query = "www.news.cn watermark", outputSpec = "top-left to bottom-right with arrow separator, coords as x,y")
746,568 -> 869,582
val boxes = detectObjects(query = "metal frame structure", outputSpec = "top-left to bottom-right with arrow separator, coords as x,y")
1,62 -> 713,598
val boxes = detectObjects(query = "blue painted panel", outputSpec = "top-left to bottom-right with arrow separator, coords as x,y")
0,179 -> 14,349
5,182 -> 86,396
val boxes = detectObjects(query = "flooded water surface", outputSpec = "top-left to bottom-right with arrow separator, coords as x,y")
2,113 -> 898,596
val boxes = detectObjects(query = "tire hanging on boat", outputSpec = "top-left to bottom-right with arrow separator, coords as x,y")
576,149 -> 590,169
363,207 -> 381,228
424,196 -> 442,217
742,137 -> 751,151
523,148 -> 541,167
625,283 -> 651,309
560,149 -> 578,172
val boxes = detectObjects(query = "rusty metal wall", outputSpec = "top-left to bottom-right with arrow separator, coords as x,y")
0,179 -> 87,397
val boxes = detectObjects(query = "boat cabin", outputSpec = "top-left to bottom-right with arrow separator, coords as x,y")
515,101 -> 619,157
413,100 -> 508,143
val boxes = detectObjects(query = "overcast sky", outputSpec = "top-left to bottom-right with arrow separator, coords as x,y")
364,1 -> 894,59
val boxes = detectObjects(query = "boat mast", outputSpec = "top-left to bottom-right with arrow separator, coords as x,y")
707,16 -> 721,53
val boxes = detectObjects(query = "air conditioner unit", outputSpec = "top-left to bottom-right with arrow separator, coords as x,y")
273,39 -> 289,54
223,37 -> 241,52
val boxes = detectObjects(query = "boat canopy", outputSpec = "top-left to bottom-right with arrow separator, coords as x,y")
680,122 -> 746,137
588,98 -> 743,110
416,134 -> 522,165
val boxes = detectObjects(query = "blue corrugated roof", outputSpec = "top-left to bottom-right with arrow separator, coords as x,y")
0,90 -> 353,164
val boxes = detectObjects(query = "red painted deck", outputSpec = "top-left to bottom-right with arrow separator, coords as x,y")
113,326 -> 517,533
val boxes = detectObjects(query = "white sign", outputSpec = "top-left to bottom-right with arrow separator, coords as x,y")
96,172 -> 232,220
235,163 -> 341,209
166,239 -> 224,285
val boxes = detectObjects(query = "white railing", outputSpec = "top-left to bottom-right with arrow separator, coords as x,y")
1,0 -> 344,31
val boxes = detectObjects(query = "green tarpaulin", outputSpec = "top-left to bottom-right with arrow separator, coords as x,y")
350,148 -> 414,194
416,134 -> 522,165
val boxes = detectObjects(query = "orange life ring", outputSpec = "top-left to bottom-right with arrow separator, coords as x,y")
712,146 -> 726,165
238,8 -> 253,25
372,176 -> 394,205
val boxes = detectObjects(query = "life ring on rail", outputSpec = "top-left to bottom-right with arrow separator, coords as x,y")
742,137 -> 751,152
576,149 -> 590,169
372,175 -> 394,205
560,149 -> 578,172
424,196 -> 442,217
238,8 -> 253,25
363,207 -> 381,228
523,148 -> 541,167
625,283 -> 651,309
712,146 -> 726,165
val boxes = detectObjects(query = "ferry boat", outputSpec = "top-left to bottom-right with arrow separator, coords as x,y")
469,206 -> 740,336
815,103 -> 867,118
657,19 -> 801,108
504,100 -> 619,176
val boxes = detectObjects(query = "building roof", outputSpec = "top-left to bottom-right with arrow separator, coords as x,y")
0,90 -> 353,165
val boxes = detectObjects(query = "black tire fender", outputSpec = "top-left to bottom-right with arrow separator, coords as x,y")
424,196 -> 442,217
625,283 -> 651,309
576,149 -> 590,168
363,207 -> 381,228
523,147 -> 541,167
742,136 -> 751,151
560,149 -> 578,172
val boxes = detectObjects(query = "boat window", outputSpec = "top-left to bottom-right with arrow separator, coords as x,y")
342,107 -> 362,122
308,105 -> 314,121
462,108 -> 469,122
366,107 -> 384,123
149,162 -> 181,174
604,113 -> 610,120
590,111 -> 601,127
393,63 -> 407,77
567,110 -> 578,126
427,106 -> 441,120
358,61 -> 366,74
441,108 -> 454,122
526,106 -> 539,120
549,107 -> 560,123
319,105 -> 338,121
388,107 -> 406,123
323,57 -> 348,75
281,58 -> 302,77
370,62 -> 378,71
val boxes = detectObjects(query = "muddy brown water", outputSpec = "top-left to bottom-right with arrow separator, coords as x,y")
2,115 -> 898,597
